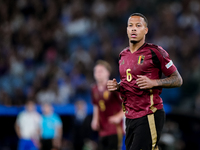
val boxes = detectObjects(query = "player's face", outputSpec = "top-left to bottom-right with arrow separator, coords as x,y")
127,16 -> 148,43
94,65 -> 110,83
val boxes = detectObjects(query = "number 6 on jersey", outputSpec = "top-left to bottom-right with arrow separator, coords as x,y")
126,68 -> 132,82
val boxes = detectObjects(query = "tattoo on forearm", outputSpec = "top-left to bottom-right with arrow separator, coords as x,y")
156,71 -> 182,88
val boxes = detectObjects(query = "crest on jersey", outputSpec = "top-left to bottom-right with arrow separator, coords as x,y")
138,55 -> 145,65
103,90 -> 110,100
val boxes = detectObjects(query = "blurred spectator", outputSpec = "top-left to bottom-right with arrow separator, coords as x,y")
91,0 -> 112,23
0,90 -> 12,106
70,46 -> 92,69
15,100 -> 41,150
70,99 -> 97,150
36,86 -> 57,104
56,73 -> 74,105
13,88 -> 26,105
9,52 -> 25,77
40,103 -> 63,150
36,77 -> 58,104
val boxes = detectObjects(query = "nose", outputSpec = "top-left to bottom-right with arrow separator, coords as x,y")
131,26 -> 136,31
132,26 -> 136,31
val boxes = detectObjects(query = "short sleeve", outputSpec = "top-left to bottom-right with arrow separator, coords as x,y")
16,112 -> 23,125
154,46 -> 177,77
54,114 -> 62,127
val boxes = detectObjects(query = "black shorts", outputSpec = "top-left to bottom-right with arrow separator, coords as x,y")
40,139 -> 53,150
99,134 -> 122,150
125,108 -> 165,150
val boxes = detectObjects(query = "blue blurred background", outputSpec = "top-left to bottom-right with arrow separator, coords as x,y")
0,0 -> 200,149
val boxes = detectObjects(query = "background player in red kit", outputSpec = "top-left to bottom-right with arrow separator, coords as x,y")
107,13 -> 183,150
91,60 -> 124,150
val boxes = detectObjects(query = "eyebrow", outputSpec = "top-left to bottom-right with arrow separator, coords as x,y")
128,22 -> 142,25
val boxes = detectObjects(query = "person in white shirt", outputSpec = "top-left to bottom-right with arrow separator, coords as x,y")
15,100 -> 41,150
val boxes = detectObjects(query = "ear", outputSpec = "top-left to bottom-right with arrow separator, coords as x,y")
145,27 -> 148,35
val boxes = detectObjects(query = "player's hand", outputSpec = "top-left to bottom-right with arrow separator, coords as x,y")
136,75 -> 158,89
91,119 -> 99,131
108,115 -> 122,125
107,78 -> 120,91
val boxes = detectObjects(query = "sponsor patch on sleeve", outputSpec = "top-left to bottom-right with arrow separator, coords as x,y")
165,60 -> 173,69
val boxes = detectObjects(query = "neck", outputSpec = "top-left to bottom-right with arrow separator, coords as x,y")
45,113 -> 52,116
129,38 -> 145,53
97,80 -> 107,91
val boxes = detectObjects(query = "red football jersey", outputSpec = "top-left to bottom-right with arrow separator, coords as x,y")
91,84 -> 123,137
119,43 -> 177,119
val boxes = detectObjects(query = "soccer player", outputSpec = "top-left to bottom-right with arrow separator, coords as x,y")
107,13 -> 183,150
91,60 -> 124,150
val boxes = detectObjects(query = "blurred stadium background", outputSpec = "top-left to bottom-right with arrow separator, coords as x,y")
0,0 -> 199,149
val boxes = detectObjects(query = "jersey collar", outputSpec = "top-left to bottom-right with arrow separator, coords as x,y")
128,42 -> 147,53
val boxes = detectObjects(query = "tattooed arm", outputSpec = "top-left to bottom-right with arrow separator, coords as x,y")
155,70 -> 183,88
136,70 -> 183,89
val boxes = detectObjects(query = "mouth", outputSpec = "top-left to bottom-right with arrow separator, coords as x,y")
131,34 -> 137,38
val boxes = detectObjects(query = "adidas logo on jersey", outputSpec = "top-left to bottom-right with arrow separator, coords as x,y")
120,60 -> 125,65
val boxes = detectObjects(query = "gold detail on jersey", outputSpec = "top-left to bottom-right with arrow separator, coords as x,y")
103,90 -> 109,100
126,68 -> 132,82
122,103 -> 126,113
149,89 -> 158,149
138,55 -> 145,64
99,100 -> 106,111
147,114 -> 158,150
150,89 -> 157,113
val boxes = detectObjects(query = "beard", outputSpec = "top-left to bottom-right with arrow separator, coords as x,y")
130,37 -> 142,44
130,40 -> 138,44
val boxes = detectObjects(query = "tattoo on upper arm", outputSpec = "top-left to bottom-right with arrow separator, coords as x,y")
156,70 -> 182,88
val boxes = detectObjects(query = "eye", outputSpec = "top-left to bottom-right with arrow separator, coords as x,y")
137,24 -> 141,27
129,24 -> 133,27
